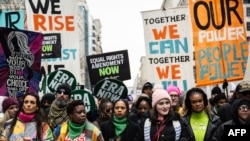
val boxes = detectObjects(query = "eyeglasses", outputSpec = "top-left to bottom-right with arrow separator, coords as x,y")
56,89 -> 69,95
170,95 -> 179,98
105,109 -> 112,113
238,105 -> 250,111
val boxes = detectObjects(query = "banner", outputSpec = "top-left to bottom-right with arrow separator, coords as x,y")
25,0 -> 84,94
0,27 -> 43,97
86,50 -> 131,85
189,0 -> 248,86
141,8 -> 195,91
0,10 -> 25,29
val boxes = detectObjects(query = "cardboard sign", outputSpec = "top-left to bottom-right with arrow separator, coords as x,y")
93,79 -> 128,102
86,50 -> 131,85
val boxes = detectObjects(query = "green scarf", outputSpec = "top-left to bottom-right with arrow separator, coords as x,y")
68,120 -> 86,139
113,115 -> 127,137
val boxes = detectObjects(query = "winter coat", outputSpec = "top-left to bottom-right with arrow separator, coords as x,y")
57,120 -> 104,141
6,119 -> 53,141
181,112 -> 222,141
141,113 -> 190,141
100,118 -> 143,141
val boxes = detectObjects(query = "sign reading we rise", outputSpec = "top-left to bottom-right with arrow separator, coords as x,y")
25,0 -> 76,32
141,7 -> 195,91
189,0 -> 248,86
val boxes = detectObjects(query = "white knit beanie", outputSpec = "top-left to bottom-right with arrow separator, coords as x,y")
152,88 -> 172,107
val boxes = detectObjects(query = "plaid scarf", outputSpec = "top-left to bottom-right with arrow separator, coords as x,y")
48,99 -> 72,128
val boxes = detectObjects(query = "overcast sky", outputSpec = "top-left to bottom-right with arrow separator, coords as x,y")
87,0 -> 165,87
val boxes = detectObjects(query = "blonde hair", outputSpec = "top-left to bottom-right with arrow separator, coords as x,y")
0,111 -> 11,130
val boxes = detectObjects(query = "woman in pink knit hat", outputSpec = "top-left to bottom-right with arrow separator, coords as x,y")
138,85 -> 190,141
167,84 -> 182,113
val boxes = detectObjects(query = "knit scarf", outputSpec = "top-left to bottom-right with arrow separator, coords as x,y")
18,111 -> 35,122
48,99 -> 72,128
68,120 -> 86,140
113,115 -> 127,137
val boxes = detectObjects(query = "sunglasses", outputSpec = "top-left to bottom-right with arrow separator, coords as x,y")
56,89 -> 69,95
105,109 -> 112,113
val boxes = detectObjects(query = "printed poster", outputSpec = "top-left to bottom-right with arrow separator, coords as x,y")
0,27 -> 43,97
141,7 -> 195,91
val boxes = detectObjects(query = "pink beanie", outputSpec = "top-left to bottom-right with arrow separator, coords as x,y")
152,88 -> 172,107
2,97 -> 19,113
167,84 -> 181,96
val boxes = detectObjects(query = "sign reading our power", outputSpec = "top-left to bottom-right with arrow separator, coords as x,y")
86,50 -> 131,85
93,79 -> 128,102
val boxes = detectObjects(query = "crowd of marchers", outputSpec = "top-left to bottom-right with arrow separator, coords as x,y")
0,81 -> 250,141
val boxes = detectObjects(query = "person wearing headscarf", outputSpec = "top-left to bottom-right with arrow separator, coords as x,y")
100,99 -> 143,141
139,85 -> 190,141
212,99 -> 250,141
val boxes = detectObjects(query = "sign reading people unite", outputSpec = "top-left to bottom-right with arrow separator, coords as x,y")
189,0 -> 248,86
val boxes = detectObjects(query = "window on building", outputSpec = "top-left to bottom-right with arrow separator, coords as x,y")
247,7 -> 250,17
247,22 -> 250,31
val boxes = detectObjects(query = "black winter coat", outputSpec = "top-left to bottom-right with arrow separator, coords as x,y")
100,118 -> 143,141
182,112 -> 222,141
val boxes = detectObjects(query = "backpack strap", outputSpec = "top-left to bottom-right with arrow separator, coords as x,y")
144,118 -> 151,141
173,120 -> 181,141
